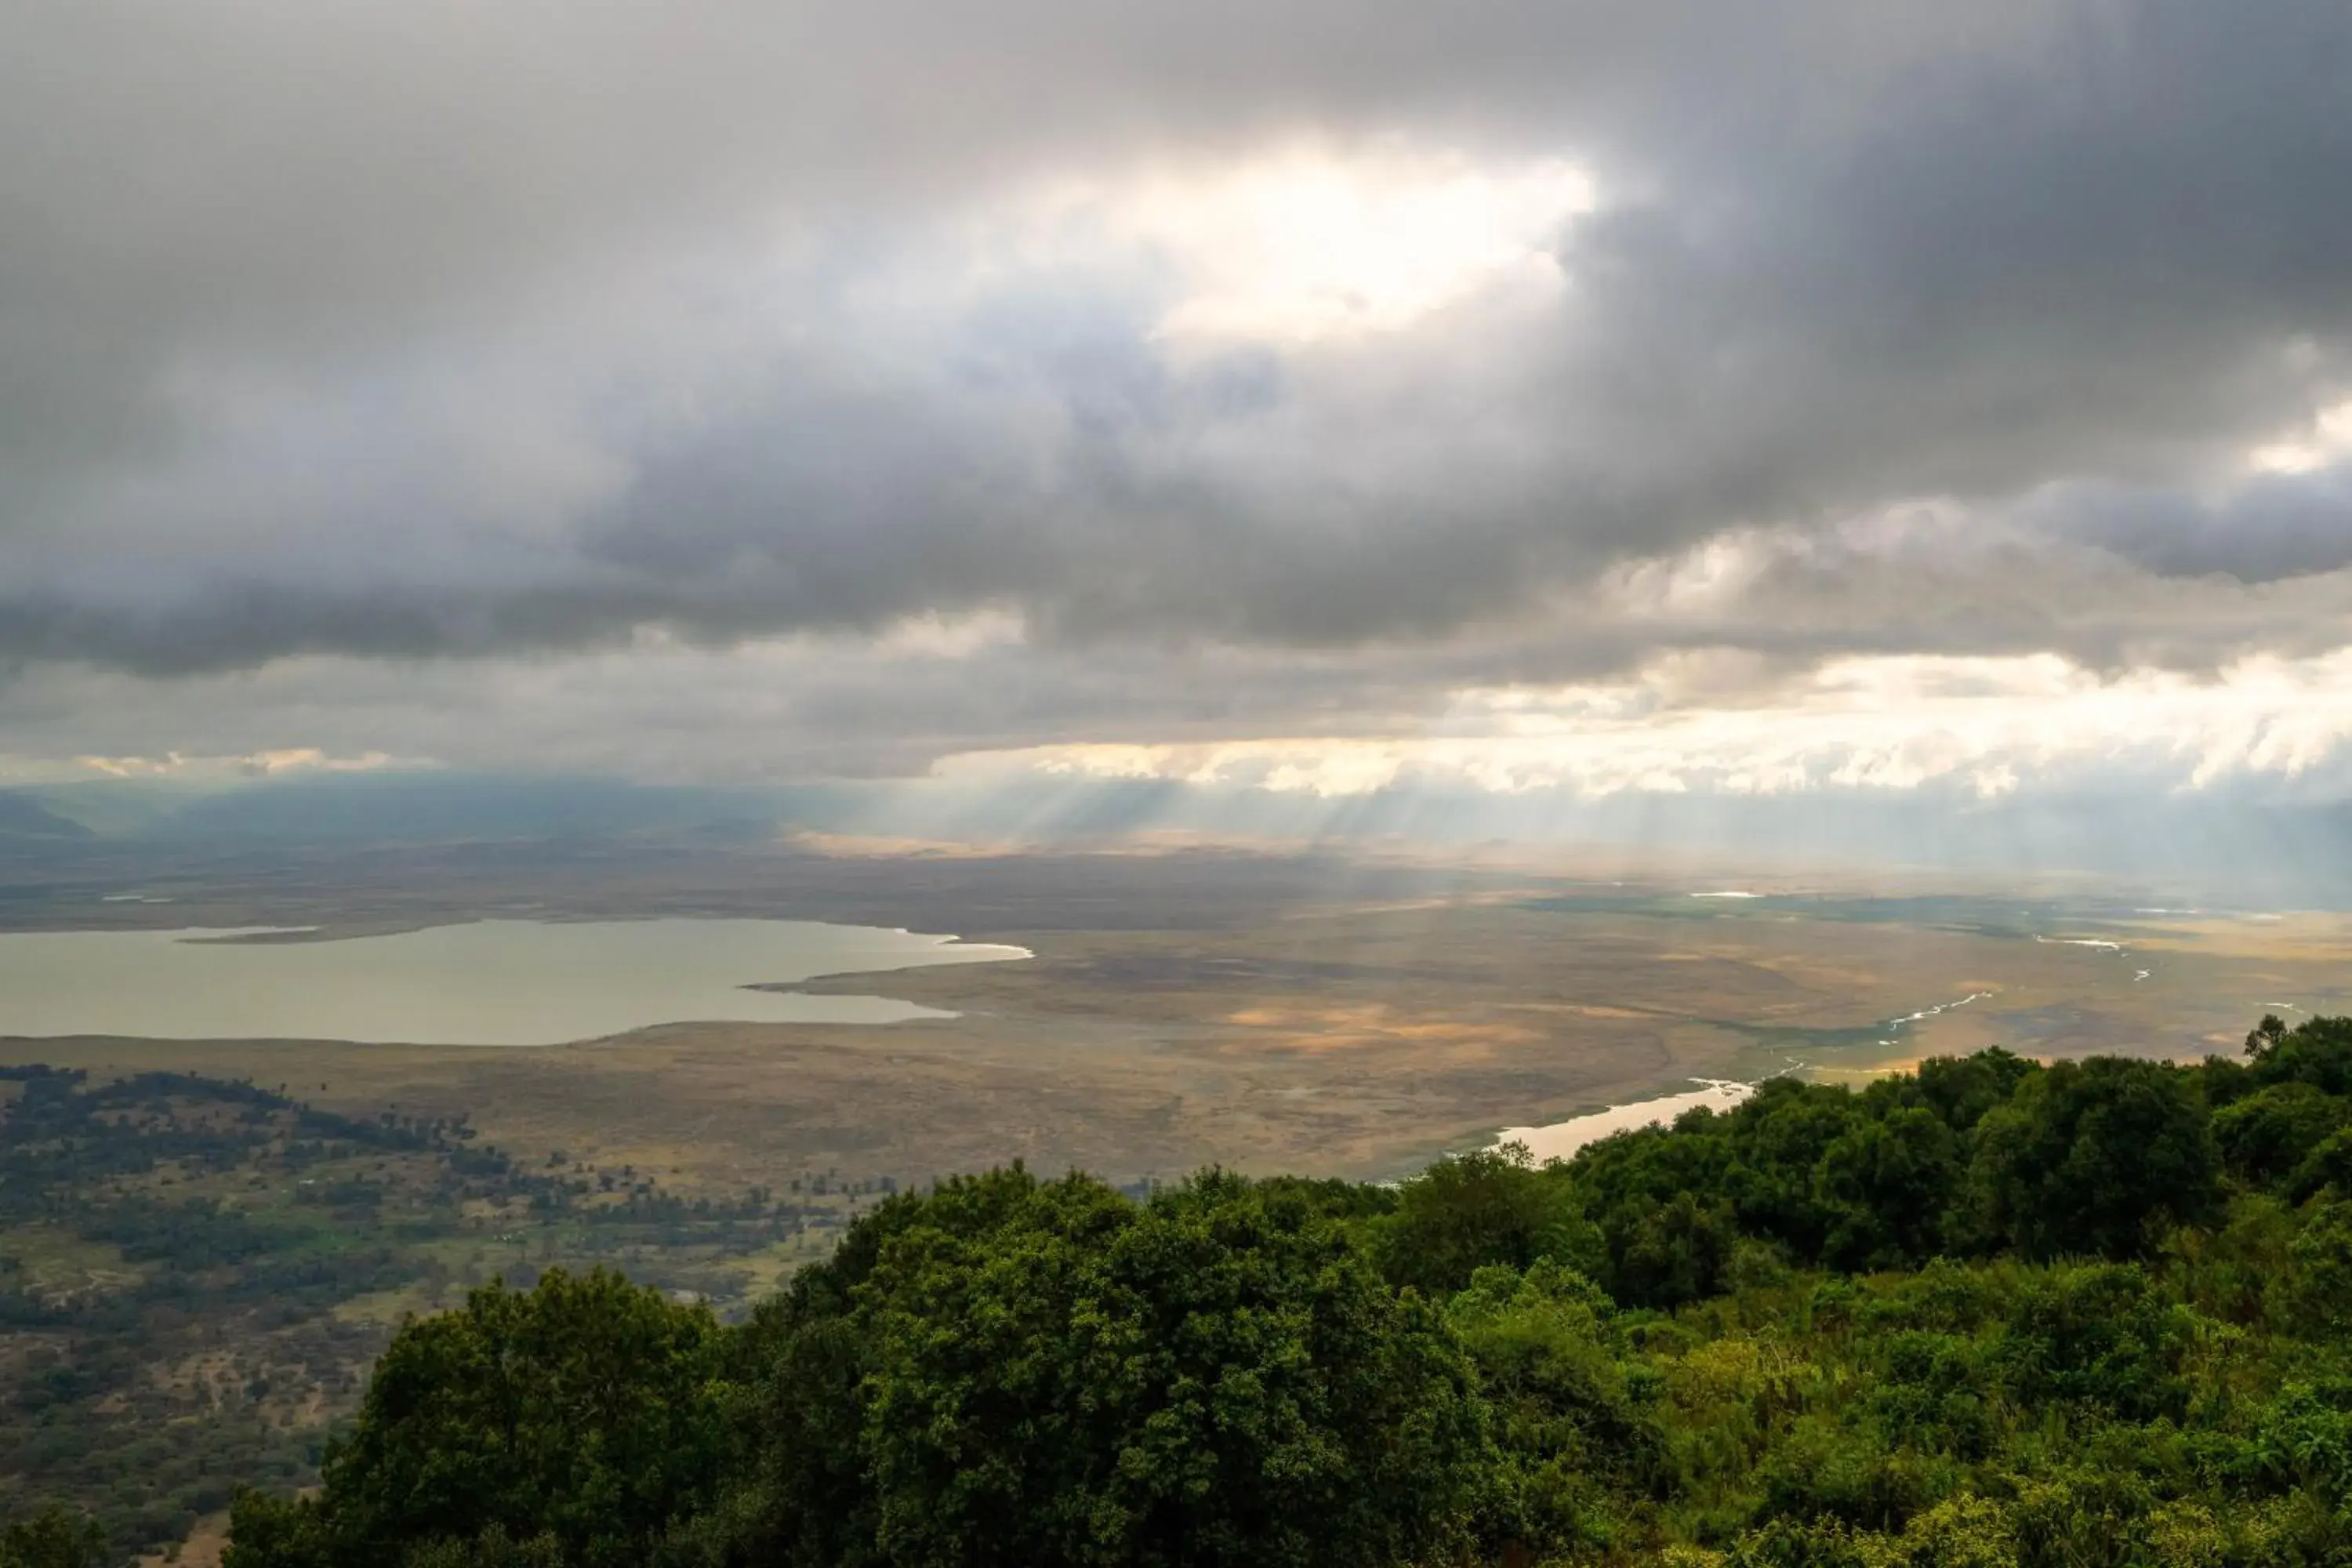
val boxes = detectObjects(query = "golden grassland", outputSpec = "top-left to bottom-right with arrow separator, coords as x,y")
8,892 -> 2345,1193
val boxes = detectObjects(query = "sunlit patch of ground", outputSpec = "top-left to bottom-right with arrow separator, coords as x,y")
1501,1002 -> 1663,1020
1221,1003 -> 1547,1054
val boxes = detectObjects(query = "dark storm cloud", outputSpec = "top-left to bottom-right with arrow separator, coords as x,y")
2034,469 -> 2352,585
2,0 -> 2350,689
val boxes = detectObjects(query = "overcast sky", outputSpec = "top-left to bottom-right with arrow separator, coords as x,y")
5,0 -> 2352,810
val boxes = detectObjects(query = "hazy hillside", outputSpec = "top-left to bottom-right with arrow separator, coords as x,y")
16,772 -> 2352,909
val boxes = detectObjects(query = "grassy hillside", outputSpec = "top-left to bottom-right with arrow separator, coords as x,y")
0,1069 -> 866,1558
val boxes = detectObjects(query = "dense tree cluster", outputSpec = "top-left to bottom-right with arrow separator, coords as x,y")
0,1505 -> 106,1568
230,1174 -> 1490,1568
21,1019 -> 2352,1565
1404,1044 -> 2227,1313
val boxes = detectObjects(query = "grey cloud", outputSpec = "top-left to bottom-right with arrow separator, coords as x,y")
5,546 -> 2337,786
2033,469 -> 2352,584
3,0 -> 2352,723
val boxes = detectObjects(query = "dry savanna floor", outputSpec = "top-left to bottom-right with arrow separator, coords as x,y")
9,882 -> 2344,1192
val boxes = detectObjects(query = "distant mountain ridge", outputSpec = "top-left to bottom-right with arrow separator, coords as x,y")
10,768 -> 2352,909
9,773 -> 786,846
0,791 -> 95,840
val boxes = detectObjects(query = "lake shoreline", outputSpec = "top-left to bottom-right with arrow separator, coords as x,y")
0,917 -> 1033,1047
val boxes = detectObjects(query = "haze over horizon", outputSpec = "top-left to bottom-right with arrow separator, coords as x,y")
9,1 -> 2352,859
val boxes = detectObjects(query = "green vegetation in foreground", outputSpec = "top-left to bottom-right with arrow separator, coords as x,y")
14,1015 -> 2352,1566
0,1068 -> 870,1558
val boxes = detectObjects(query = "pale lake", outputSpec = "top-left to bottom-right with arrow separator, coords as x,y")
0,918 -> 1032,1045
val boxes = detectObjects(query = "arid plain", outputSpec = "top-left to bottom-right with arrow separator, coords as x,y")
4,840 -> 2342,1192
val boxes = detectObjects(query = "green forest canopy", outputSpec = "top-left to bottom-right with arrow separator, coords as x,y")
16,1014 -> 2352,1567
